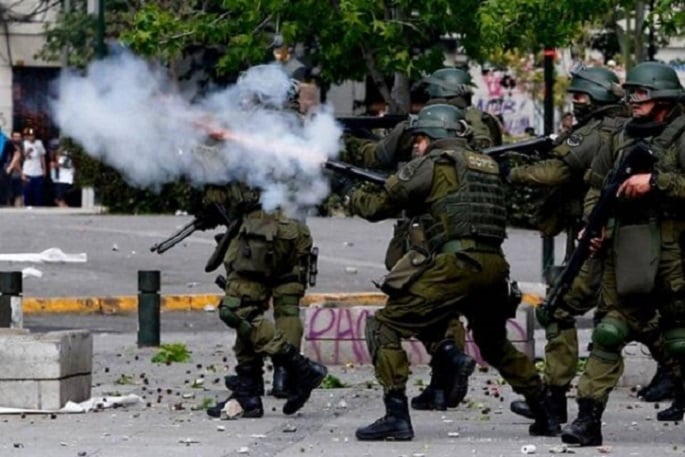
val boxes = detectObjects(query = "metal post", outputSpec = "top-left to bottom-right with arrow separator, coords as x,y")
0,272 -> 22,328
96,0 -> 106,58
137,270 -> 160,347
542,48 -> 556,282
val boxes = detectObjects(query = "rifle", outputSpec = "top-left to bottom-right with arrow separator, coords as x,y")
324,159 -> 388,186
150,203 -> 232,255
150,218 -> 206,254
336,115 -> 407,132
538,142 -> 655,317
482,135 -> 557,161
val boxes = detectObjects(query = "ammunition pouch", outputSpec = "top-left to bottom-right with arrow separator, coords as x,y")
380,248 -> 433,296
219,296 -> 253,338
385,218 -> 410,270
613,220 -> 660,295
232,216 -> 278,277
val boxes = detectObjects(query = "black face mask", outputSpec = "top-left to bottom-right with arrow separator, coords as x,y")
572,102 -> 594,120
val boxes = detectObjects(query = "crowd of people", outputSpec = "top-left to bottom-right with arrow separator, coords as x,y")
187,59 -> 685,448
0,127 -> 75,208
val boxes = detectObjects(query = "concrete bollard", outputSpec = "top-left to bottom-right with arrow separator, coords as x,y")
0,271 -> 22,328
137,270 -> 160,347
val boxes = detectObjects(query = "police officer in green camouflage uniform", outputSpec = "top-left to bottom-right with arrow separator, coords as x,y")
561,62 -> 685,446
505,67 -> 629,424
202,182 -> 328,419
338,67 -> 503,411
348,104 -> 558,441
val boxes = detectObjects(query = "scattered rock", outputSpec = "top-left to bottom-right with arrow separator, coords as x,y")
343,241 -> 354,247
447,431 -> 460,437
237,447 -> 250,454
549,444 -> 573,453
283,424 -> 297,433
182,393 -> 195,399
216,425 -> 226,432
178,438 -> 199,446
112,244 -> 119,251
336,400 -> 348,409
203,304 -> 216,312
344,267 -> 358,274
13,443 -> 23,448
221,399 -> 243,419
597,446 -> 612,454
520,444 -> 536,454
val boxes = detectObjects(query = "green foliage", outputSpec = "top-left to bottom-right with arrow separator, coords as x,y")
319,374 -> 346,389
151,343 -> 192,364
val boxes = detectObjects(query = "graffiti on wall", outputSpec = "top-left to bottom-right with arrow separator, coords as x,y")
304,305 -> 531,366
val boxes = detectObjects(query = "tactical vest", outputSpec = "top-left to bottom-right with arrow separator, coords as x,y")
613,114 -> 685,220
426,148 -> 507,249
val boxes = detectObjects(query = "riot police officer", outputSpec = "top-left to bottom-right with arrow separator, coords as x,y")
562,61 -> 685,446
348,104 -> 558,441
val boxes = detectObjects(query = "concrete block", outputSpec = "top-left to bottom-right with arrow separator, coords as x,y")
619,342 -> 656,388
304,302 -> 534,366
0,330 -> 92,380
0,330 -> 92,409
0,374 -> 92,410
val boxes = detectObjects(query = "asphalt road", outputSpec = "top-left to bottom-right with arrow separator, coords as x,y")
0,211 -> 566,298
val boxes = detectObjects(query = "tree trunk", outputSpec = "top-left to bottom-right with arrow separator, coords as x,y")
390,72 -> 411,114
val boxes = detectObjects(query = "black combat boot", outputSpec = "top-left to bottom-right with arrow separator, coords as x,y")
356,391 -> 415,441
638,365 -> 676,402
208,364 -> 264,418
561,398 -> 604,446
272,344 -> 328,415
510,384 -> 568,423
657,383 -> 685,421
433,340 -> 476,407
410,361 -> 447,411
526,389 -> 561,437
270,364 -> 290,399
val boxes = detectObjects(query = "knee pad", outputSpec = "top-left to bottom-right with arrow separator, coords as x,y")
592,316 -> 628,351
664,328 -> 685,357
219,296 -> 252,338
364,316 -> 382,361
273,295 -> 301,319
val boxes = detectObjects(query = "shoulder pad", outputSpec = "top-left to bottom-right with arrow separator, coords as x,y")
397,155 -> 433,182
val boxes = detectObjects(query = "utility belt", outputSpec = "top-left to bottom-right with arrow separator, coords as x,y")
440,238 -> 502,255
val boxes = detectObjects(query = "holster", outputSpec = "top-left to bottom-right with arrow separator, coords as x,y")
380,248 -> 433,296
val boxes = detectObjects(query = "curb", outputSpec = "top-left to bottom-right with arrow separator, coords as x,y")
21,291 -> 543,314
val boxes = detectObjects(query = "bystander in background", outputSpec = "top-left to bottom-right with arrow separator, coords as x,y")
48,138 -> 75,207
7,131 -> 23,207
0,128 -> 16,205
21,127 -> 46,206
559,112 -> 574,133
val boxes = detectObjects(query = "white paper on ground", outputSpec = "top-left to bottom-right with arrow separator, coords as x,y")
0,248 -> 87,263
0,394 -> 143,414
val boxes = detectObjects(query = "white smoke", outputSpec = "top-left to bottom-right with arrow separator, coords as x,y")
52,51 -> 342,216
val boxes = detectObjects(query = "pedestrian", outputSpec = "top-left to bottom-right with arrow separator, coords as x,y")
346,104 -> 558,441
7,131 -> 23,208
21,127 -> 46,206
561,61 -> 685,446
48,139 -> 75,208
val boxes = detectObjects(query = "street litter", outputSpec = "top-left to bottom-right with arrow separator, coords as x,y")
0,248 -> 87,263
0,394 -> 143,414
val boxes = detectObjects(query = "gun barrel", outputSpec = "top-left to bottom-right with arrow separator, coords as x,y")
336,115 -> 407,131
150,219 -> 200,254
483,135 -> 555,158
324,159 -> 387,186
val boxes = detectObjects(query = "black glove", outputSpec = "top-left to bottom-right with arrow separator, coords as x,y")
193,205 -> 224,230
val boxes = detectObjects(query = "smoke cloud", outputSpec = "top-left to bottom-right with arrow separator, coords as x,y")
52,51 -> 342,216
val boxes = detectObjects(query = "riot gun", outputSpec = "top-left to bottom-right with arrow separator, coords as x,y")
336,115 -> 407,132
538,142 -> 656,317
150,218 -> 206,254
482,135 -> 557,162
150,203 -> 232,255
324,159 -> 388,186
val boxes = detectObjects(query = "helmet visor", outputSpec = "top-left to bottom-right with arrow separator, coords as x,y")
624,86 -> 653,103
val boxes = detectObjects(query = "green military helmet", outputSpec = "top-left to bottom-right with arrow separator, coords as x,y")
567,66 -> 623,104
425,68 -> 475,98
623,61 -> 685,102
409,103 -> 466,139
